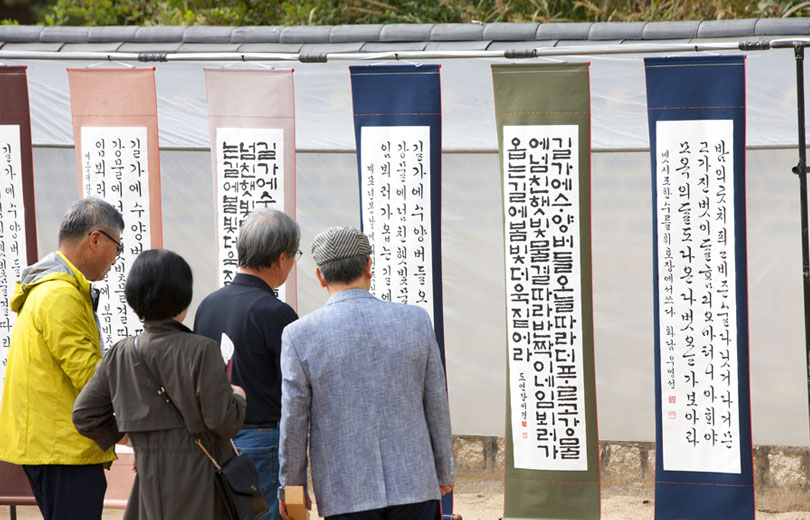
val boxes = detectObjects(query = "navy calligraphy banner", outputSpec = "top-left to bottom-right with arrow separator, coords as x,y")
349,64 -> 449,516
646,55 -> 754,520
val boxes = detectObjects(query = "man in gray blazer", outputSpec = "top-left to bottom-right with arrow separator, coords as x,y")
278,226 -> 455,520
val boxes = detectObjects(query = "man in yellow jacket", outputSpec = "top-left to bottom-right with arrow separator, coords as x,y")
0,198 -> 124,520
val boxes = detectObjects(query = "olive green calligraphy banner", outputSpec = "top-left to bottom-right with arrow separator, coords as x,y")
493,63 -> 599,520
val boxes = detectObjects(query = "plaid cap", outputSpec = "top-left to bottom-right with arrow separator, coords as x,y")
311,226 -> 372,266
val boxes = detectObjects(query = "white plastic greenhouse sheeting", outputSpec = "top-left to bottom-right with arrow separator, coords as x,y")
13,45 -> 810,445
19,48 -> 806,149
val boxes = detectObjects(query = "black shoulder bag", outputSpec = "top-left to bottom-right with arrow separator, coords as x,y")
132,338 -> 269,520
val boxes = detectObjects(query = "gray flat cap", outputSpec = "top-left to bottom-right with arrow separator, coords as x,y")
311,226 -> 372,266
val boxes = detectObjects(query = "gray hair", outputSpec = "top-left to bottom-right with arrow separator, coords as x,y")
58,198 -> 124,244
319,255 -> 369,284
237,209 -> 300,268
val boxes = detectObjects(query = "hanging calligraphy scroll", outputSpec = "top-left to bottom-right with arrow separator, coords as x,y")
68,68 -> 163,349
349,64 -> 450,516
0,65 -> 38,431
492,63 -> 599,520
645,55 -> 754,520
204,68 -> 297,308
350,64 -> 444,349
0,81 -> 33,511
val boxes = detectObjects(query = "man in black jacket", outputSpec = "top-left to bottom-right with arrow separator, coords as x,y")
194,208 -> 300,520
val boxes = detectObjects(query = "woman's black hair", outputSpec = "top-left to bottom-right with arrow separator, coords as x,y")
125,249 -> 193,321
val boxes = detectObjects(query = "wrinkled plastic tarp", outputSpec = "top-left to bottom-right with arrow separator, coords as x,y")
16,49 -> 810,445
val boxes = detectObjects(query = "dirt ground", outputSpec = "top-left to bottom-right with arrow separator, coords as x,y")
447,473 -> 810,520
3,473 -> 810,520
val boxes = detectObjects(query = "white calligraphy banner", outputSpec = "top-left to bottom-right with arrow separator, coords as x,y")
503,124 -> 587,471
656,119 -> 741,474
214,127 -> 285,299
0,125 -> 27,399
81,126 -> 150,349
360,126 -> 434,321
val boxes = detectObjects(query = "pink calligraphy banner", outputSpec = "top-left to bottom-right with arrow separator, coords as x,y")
65,67 -> 161,508
68,68 -> 163,343
68,68 -> 162,244
204,68 -> 297,310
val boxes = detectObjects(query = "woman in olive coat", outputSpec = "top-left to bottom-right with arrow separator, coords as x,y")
73,249 -> 247,520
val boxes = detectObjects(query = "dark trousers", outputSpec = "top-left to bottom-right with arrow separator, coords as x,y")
325,499 -> 438,520
22,464 -> 107,520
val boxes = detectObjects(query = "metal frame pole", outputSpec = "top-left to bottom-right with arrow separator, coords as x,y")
0,40 -> 785,63
791,43 -> 810,444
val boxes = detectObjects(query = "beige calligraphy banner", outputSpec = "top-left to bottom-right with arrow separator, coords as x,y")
204,68 -> 297,310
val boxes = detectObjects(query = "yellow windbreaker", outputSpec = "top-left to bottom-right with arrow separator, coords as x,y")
0,251 -> 115,465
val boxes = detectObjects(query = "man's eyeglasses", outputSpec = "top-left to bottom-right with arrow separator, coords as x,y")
92,229 -> 123,256
295,250 -> 303,262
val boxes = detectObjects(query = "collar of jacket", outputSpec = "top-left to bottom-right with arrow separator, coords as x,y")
232,272 -> 276,294
324,288 -> 374,307
9,251 -> 92,313
56,251 -> 92,293
142,318 -> 193,335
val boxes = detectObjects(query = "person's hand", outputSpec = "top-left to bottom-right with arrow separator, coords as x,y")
279,499 -> 290,520
231,385 -> 246,399
278,491 -> 311,520
440,482 -> 455,495
116,433 -> 129,446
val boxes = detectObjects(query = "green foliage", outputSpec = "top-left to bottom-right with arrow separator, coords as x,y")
570,0 -> 810,22
1,0 -> 810,26
38,0 -> 285,26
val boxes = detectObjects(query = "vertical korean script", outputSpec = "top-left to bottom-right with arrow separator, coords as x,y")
360,126 -> 434,321
656,119 -> 740,474
215,128 -> 285,297
0,125 -> 27,408
81,126 -> 150,347
503,124 -> 587,471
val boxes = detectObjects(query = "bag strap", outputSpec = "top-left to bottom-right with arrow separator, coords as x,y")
132,338 -> 185,422
132,337 -> 239,469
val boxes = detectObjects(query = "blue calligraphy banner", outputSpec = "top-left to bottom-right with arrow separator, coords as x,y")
645,55 -> 754,520
349,64 -> 449,517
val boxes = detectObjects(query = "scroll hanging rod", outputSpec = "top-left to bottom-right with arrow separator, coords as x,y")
0,38 -> 806,63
